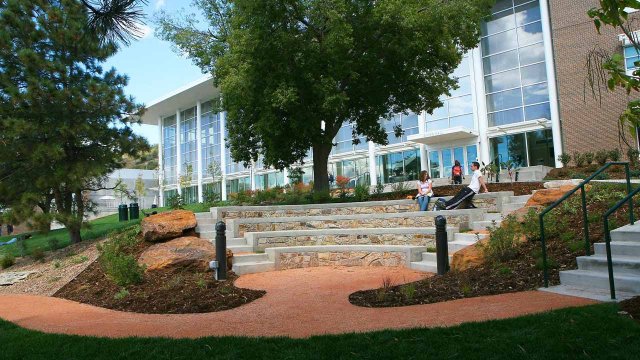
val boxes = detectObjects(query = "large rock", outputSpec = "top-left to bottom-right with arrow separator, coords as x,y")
451,238 -> 488,271
138,236 -> 233,272
141,210 -> 197,242
525,185 -> 579,208
543,179 -> 582,189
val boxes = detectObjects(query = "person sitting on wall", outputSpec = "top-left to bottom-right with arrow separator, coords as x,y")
451,160 -> 464,185
435,161 -> 488,210
416,170 -> 433,211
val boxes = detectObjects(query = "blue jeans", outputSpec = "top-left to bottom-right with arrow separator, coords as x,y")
417,195 -> 430,211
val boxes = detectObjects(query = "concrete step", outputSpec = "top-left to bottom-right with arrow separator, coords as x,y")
228,237 -> 248,246
505,195 -> 531,204
195,212 -> 212,218
199,230 -> 215,239
232,261 -> 276,275
501,202 -> 526,215
410,261 -> 437,273
233,253 -> 270,264
594,241 -> 640,257
576,255 -> 640,275
559,269 -> 640,293
539,285 -> 637,302
228,244 -> 254,253
483,212 -> 503,221
611,223 -> 640,242
448,240 -> 477,253
420,252 -> 453,262
195,224 -> 215,233
454,232 -> 488,242
471,220 -> 501,231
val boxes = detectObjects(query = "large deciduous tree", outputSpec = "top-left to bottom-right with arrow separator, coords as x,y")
0,0 -> 148,243
157,0 -> 493,191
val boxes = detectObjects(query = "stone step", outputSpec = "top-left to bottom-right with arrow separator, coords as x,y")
505,195 -> 531,204
483,212 -> 503,221
539,285 -> 637,302
228,237 -> 248,246
232,261 -> 276,275
501,202 -> 526,215
233,253 -> 270,264
195,224 -> 215,233
410,261 -> 437,273
576,255 -> 640,275
471,220 -> 501,231
448,240 -> 477,253
594,242 -> 640,257
559,269 -> 640,293
228,244 -> 254,253
454,232 -> 488,242
610,223 -> 640,242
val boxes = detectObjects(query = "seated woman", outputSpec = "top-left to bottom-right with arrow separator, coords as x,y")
416,170 -> 433,211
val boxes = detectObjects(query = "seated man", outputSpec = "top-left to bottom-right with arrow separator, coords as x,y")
437,161 -> 488,210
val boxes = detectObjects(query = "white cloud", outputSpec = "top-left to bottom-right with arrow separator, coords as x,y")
138,24 -> 153,39
155,0 -> 166,10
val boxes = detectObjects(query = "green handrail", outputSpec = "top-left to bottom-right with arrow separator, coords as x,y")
602,185 -> 640,300
538,162 -> 632,287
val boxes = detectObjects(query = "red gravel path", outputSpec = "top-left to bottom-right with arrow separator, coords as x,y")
0,267 -> 595,338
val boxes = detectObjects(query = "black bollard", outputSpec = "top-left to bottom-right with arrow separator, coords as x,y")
215,221 -> 227,281
435,215 -> 449,275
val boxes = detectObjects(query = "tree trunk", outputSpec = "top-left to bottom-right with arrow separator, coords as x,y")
312,142 -> 332,192
69,226 -> 82,244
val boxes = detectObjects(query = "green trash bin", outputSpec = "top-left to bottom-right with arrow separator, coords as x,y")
118,204 -> 129,222
129,203 -> 139,220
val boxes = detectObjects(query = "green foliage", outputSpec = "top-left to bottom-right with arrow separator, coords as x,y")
53,260 -> 62,269
400,283 -> 416,300
373,183 -> 385,196
156,0 -> 493,192
630,169 -> 640,178
16,237 -> 27,257
288,168 -> 304,185
114,288 -> 130,300
47,238 -> 60,251
0,254 -> 15,269
390,182 -> 409,193
594,172 -> 610,180
481,217 -> 520,263
166,194 -> 184,210
609,148 -> 622,162
426,246 -> 437,253
568,172 -> 587,179
70,255 -> 89,265
353,184 -> 370,202
573,152 -> 586,167
595,150 -> 609,166
557,153 -> 571,167
583,152 -> 595,165
627,148 -> 640,167
310,191 -> 332,204
30,248 -> 46,263
203,190 -> 221,205
98,226 -> 144,287
0,0 -> 149,244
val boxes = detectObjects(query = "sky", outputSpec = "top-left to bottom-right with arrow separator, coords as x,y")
105,0 -> 204,145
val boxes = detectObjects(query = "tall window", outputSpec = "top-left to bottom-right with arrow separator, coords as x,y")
481,0 -> 551,127
624,45 -> 640,74
489,129 -> 554,168
382,112 -> 419,145
201,101 -> 221,179
376,149 -> 421,184
332,122 -> 367,154
180,107 -> 197,180
162,115 -> 177,185
425,54 -> 475,132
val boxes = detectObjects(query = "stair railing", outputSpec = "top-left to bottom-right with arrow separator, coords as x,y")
538,162 -> 632,288
602,185 -> 639,300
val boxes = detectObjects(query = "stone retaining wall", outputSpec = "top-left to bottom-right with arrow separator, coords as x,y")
278,251 -> 407,270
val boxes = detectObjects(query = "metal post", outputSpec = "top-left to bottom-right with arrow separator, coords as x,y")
215,221 -> 227,281
580,186 -> 590,256
435,215 -> 449,275
539,215 -> 549,288
625,163 -> 634,225
603,218 -> 616,300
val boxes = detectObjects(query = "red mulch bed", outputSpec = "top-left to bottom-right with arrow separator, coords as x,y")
54,235 -> 264,314
620,296 -> 640,322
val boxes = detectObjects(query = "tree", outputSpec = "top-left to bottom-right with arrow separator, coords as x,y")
82,0 -> 149,46
587,1 -> 640,148
134,174 -> 147,207
157,0 -> 493,191
0,0 -> 148,243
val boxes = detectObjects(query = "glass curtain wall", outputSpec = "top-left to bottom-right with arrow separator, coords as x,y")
201,101 -> 221,179
162,115 -> 177,185
429,145 -> 478,178
489,129 -> 553,168
376,149 -> 420,184
425,54 -> 474,132
332,122 -> 368,155
382,113 -> 420,145
482,0 -> 550,127
226,177 -> 251,194
224,125 -> 247,174
180,107 -> 197,181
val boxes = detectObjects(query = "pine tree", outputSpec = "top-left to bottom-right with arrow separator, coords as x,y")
0,0 -> 148,243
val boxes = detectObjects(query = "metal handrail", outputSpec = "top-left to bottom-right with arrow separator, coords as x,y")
602,185 -> 640,299
538,162 -> 632,287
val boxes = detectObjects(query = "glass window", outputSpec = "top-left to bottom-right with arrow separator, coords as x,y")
520,62 -> 547,85
516,21 -> 543,46
450,77 -> 472,97
515,1 -> 541,26
483,49 -> 519,74
466,145 -> 478,174
487,88 -> 523,112
489,107 -> 525,127
485,68 -> 521,93
162,115 -> 177,185
429,151 -> 440,179
481,28 -> 518,56
481,9 -> 515,36
453,147 -> 464,165
490,133 -> 528,168
524,102 -> 551,120
442,149 -> 453,174
522,83 -> 549,105
526,129 -> 554,167
493,0 -> 514,14
426,119 -> 449,132
450,114 -> 475,129
448,95 -> 474,116
624,45 -> 640,71
519,42 -> 545,66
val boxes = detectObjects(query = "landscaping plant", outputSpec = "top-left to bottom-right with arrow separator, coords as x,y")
573,152 -> 586,167
584,151 -> 595,165
609,148 -> 622,162
627,147 -> 640,167
595,149 -> 609,165
0,254 -> 15,269
335,176 -> 350,198
97,226 -> 144,287
353,184 -> 370,202
557,153 -> 571,167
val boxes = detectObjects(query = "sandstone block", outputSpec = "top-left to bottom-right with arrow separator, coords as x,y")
138,236 -> 233,272
141,210 -> 197,242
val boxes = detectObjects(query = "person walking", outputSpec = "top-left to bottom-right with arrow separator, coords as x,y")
437,161 -> 488,210
416,170 -> 433,211
452,160 -> 463,185
6,223 -> 13,236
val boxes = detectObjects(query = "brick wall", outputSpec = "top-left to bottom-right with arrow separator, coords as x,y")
549,0 -> 639,154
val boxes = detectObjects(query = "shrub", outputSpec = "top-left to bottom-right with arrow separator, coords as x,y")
0,254 -> 15,269
573,152 -> 585,167
482,218 -> 520,263
114,288 -> 130,300
568,172 -> 587,179
594,172 -> 610,180
627,147 -> 640,167
203,190 -> 220,205
609,148 -> 622,162
310,190 -> 332,204
166,193 -> 184,209
16,237 -> 27,257
373,183 -> 385,196
400,283 -> 416,300
47,237 -> 60,251
390,181 -> 409,192
630,169 -> 640,178
30,248 -> 46,262
335,176 -> 350,198
583,152 -> 594,165
353,184 -> 370,201
595,149 -> 609,166
98,226 -> 144,286
557,153 -> 571,167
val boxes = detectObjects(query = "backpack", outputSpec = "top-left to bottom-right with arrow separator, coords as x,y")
453,165 -> 462,177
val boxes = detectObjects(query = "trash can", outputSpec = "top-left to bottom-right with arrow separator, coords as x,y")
151,204 -> 158,209
129,203 -> 139,220
118,204 -> 129,222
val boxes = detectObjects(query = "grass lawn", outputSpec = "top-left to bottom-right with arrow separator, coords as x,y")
0,204 -> 211,257
1,303 -> 639,359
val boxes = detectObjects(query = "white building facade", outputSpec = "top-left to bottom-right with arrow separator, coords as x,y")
141,0 -> 562,206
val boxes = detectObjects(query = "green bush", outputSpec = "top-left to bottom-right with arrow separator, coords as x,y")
353,184 -> 370,201
595,150 -> 609,166
557,153 -> 571,167
627,147 -> 640,167
47,237 -> 60,251
573,152 -> 585,167
203,190 -> 220,205
608,148 -> 621,162
594,172 -> 610,180
630,169 -> 640,178
568,172 -> 587,179
583,152 -> 594,165
98,226 -> 144,287
0,254 -> 15,269
166,193 -> 184,209
30,248 -> 46,262
373,183 -> 385,196
481,217 -> 520,263
310,190 -> 331,204
114,288 -> 130,300
390,181 -> 409,192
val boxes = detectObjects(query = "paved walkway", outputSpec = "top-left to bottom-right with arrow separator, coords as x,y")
0,267 -> 596,339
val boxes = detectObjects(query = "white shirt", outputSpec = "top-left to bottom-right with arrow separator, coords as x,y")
418,180 -> 432,196
468,169 -> 482,194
